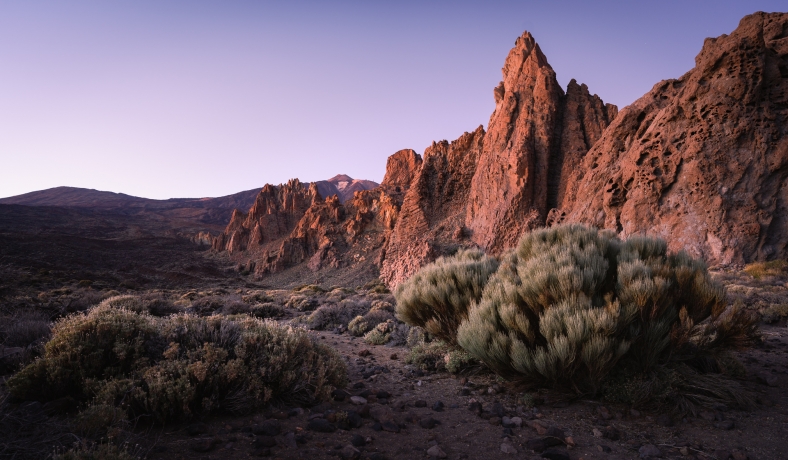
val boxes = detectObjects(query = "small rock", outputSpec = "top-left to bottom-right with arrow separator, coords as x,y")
510,416 -> 523,427
390,353 -> 398,360
525,437 -> 563,453
339,444 -> 361,460
500,442 -> 518,454
541,448 -> 571,460
638,444 -> 662,458
307,418 -> 337,433
502,416 -> 514,428
432,401 -> 444,412
419,417 -> 440,429
288,408 -> 305,417
350,396 -> 367,405
597,406 -> 612,420
369,406 -> 395,422
527,420 -> 549,435
377,390 -> 391,399
350,434 -> 366,447
459,388 -> 471,396
597,444 -> 612,453
353,382 -> 365,389
491,402 -> 505,417
415,400 -> 427,408
592,428 -> 603,437
602,426 -> 621,441
372,422 -> 383,431
468,402 -> 483,415
755,372 -> 779,387
426,445 -> 447,458
358,349 -> 371,357
489,417 -> 502,426
564,436 -> 575,448
253,420 -> 281,436
281,432 -> 298,449
332,389 -> 350,402
381,421 -> 400,433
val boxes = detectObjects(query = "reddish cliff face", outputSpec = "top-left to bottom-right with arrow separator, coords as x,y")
559,12 -> 788,265
216,13 -> 788,287
380,127 -> 485,287
465,32 -> 566,252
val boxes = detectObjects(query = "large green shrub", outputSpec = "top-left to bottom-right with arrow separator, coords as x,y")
399,225 -> 757,403
8,302 -> 347,422
395,248 -> 500,345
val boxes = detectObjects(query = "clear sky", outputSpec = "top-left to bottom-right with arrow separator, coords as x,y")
1,1 -> 784,199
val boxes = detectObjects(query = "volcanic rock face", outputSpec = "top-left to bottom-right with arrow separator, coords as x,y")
380,128 -> 485,286
380,149 -> 423,199
465,32 -> 565,252
559,12 -> 788,265
311,175 -> 379,204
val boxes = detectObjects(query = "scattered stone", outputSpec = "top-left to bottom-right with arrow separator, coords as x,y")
307,418 -> 337,433
381,421 -> 400,433
358,349 -> 371,357
372,422 -> 383,431
489,417 -> 502,426
252,420 -> 281,437
546,427 -> 565,439
288,408 -> 305,417
510,416 -> 523,427
419,417 -> 440,429
500,442 -> 518,454
350,434 -> 366,447
597,444 -> 612,453
592,428 -> 603,437
502,416 -> 515,428
459,388 -> 471,396
253,436 -> 277,449
390,353 -> 398,360
468,402 -> 483,415
350,396 -> 368,405
432,401 -> 444,412
491,402 -> 505,417
353,382 -> 365,389
377,390 -> 391,399
369,406 -> 394,422
638,444 -> 662,458
541,448 -> 571,460
415,400 -> 427,408
525,437 -> 564,453
755,372 -> 779,387
271,410 -> 289,419
281,432 -> 298,449
527,420 -> 549,435
339,444 -> 361,460
426,445 -> 447,458
597,406 -> 612,420
564,437 -> 575,448
602,426 -> 621,441
332,389 -> 350,402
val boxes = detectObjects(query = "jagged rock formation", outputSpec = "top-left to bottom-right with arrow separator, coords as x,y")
380,128 -> 485,286
216,12 -> 788,286
558,12 -> 788,265
380,33 -> 616,286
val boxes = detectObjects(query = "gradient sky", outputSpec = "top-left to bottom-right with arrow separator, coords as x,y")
1,1 -> 785,199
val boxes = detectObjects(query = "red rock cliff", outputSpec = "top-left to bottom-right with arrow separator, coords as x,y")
559,12 -> 788,265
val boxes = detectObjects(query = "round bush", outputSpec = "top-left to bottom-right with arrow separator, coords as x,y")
454,225 -> 756,394
394,248 -> 500,345
7,303 -> 348,422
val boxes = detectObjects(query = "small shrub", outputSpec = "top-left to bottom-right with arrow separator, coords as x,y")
363,320 -> 396,345
347,310 -> 395,337
370,300 -> 395,313
249,303 -> 286,319
72,404 -> 128,439
744,260 -> 788,279
242,291 -> 274,304
450,225 -> 757,403
285,295 -> 319,312
294,284 -> 326,293
0,311 -> 51,348
7,305 -> 347,422
406,341 -> 477,373
303,300 -> 370,331
387,323 -> 410,347
406,326 -> 431,348
760,303 -> 788,324
395,248 -> 499,345
189,295 -> 237,316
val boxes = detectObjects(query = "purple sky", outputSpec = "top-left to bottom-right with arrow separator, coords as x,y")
1,1 -> 784,200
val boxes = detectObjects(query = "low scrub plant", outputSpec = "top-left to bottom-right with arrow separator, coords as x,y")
395,248 -> 499,345
285,295 -> 319,312
348,310 -> 395,337
301,300 -> 370,331
7,303 -> 347,423
363,320 -> 396,345
744,259 -> 788,279
399,225 -> 758,408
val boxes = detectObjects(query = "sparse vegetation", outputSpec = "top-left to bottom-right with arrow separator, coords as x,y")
7,301 -> 347,423
399,225 -> 758,408
395,248 -> 499,345
744,259 -> 788,279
